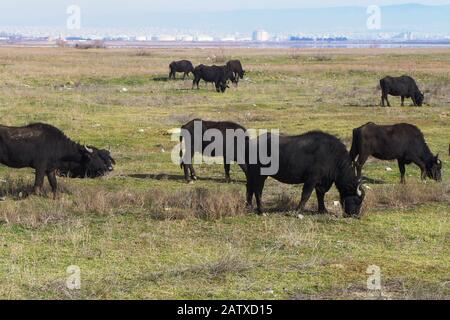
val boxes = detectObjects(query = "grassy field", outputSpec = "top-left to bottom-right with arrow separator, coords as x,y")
0,47 -> 449,299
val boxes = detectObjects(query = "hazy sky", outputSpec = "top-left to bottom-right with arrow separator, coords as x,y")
1,1 -> 450,31
1,0 -> 450,14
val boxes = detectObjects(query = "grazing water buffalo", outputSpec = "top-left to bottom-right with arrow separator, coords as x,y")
57,147 -> 115,178
192,65 -> 235,92
226,60 -> 245,86
350,122 -> 442,183
246,131 -> 365,217
179,119 -> 248,183
169,60 -> 195,80
380,76 -> 424,107
0,123 -> 98,198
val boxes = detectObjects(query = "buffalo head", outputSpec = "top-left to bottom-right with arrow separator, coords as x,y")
342,181 -> 365,217
59,146 -> 115,178
217,81 -> 230,93
415,91 -> 424,106
426,155 -> 442,182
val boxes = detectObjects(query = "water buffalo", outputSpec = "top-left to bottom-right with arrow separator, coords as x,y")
226,60 -> 245,86
57,147 -> 115,178
192,65 -> 235,92
380,76 -> 424,107
0,123 -> 100,198
350,122 -> 442,183
169,60 -> 195,80
179,119 -> 248,183
246,131 -> 365,217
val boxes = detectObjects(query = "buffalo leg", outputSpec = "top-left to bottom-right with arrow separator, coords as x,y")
47,171 -> 58,199
355,155 -> 368,178
401,96 -> 405,106
224,163 -> 231,183
316,183 -> 331,214
398,160 -> 406,184
246,181 -> 254,209
192,79 -> 198,89
188,164 -> 197,181
411,158 -> 427,180
385,95 -> 391,107
254,178 -> 267,215
297,180 -> 316,212
33,169 -> 45,196
182,163 -> 191,182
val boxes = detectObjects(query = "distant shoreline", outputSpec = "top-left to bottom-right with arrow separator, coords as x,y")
2,40 -> 450,49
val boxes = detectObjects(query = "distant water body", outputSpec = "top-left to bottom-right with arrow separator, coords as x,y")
103,40 -> 450,49
3,40 -> 450,49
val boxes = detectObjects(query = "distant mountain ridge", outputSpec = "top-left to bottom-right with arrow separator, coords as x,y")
1,3 -> 450,34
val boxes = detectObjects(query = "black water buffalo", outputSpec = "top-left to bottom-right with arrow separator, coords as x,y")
380,76 -> 424,107
57,147 -> 115,178
246,131 -> 365,217
192,65 -> 235,92
226,60 -> 245,86
169,60 -> 195,80
179,119 -> 248,183
350,122 -> 442,183
0,123 -> 99,197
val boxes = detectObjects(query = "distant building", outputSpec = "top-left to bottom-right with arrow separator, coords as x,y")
252,30 -> 270,42
151,35 -> 176,41
195,35 -> 214,42
178,35 -> 194,42
220,36 -> 236,42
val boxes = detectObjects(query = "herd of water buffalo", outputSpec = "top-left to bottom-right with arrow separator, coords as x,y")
0,58 -> 444,217
169,59 -> 245,92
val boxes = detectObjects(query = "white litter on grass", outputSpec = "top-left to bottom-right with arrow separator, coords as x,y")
386,167 -> 393,171
263,288 -> 274,295
121,87 -> 128,92
297,214 -> 304,220
167,128 -> 181,135
138,129 -> 145,133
